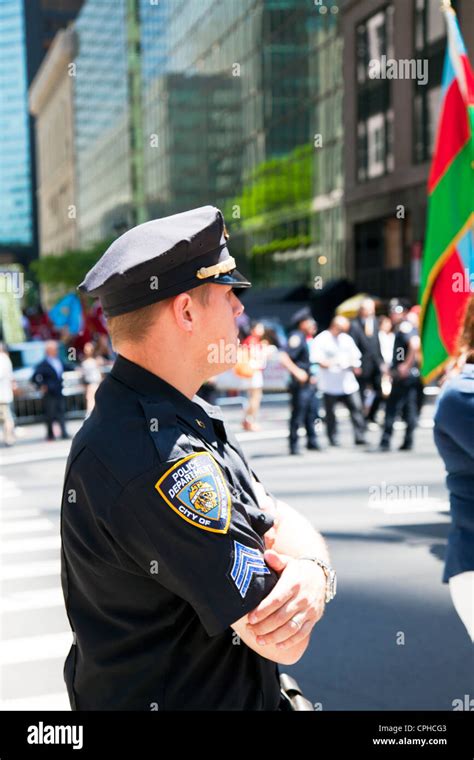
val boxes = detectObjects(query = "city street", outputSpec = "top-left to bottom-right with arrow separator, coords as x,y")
0,398 -> 471,711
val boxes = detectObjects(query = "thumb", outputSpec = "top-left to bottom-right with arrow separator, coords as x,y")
264,548 -> 291,573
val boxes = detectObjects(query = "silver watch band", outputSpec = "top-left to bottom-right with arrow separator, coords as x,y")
297,556 -> 337,603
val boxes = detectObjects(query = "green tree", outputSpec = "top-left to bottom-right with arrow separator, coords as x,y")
31,240 -> 113,288
225,143 -> 312,223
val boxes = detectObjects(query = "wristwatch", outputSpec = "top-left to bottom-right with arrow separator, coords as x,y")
298,556 -> 337,603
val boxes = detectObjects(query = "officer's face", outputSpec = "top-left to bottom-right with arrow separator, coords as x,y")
201,284 -> 244,375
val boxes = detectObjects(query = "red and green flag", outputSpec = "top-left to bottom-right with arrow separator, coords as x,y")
419,4 -> 474,381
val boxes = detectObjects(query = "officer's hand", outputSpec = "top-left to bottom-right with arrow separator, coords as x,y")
295,368 -> 308,384
246,549 -> 325,649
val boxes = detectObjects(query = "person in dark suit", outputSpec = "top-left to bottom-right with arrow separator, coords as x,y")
284,307 -> 320,455
350,298 -> 384,423
31,340 -> 70,441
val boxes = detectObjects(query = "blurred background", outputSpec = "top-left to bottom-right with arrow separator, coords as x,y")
0,0 -> 472,712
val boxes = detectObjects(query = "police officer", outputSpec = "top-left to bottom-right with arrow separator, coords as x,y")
379,299 -> 422,451
60,206 -> 336,711
284,307 -> 320,455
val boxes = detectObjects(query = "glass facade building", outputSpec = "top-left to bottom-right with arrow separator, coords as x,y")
308,4 -> 345,284
1,0 -> 83,261
0,0 -> 32,247
140,0 -> 316,286
74,0 -> 131,245
64,0 -> 345,286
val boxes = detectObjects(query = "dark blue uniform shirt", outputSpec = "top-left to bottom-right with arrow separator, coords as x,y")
391,321 -> 420,381
61,355 -> 281,710
433,363 -> 474,583
286,330 -> 312,382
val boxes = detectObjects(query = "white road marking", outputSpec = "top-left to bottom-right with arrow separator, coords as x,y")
0,692 -> 70,711
0,535 -> 60,554
0,450 -> 70,467
1,560 -> 60,580
1,519 -> 55,535
0,632 -> 73,665
1,587 -> 64,613
368,498 -> 449,514
1,509 -> 44,520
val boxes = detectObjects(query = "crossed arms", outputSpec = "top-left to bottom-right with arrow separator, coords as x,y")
231,481 -> 330,665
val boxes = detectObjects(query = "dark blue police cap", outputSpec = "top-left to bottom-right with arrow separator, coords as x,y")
78,206 -> 251,317
290,306 -> 314,327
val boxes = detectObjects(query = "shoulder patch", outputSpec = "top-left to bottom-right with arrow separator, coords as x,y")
288,334 -> 301,348
230,540 -> 270,598
155,452 -> 231,534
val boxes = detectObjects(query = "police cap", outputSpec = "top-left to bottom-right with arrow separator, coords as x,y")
290,306 -> 314,328
78,206 -> 251,317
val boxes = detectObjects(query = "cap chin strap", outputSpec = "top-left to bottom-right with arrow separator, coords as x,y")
196,256 -> 236,280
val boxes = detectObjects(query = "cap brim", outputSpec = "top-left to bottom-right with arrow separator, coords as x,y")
213,269 -> 251,288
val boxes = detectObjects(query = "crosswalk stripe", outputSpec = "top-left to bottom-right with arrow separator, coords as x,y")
0,632 -> 73,665
0,560 -> 60,580
1,509 -> 45,521
368,498 -> 449,514
0,450 -> 70,467
1,587 -> 64,613
0,535 -> 60,554
1,519 -> 55,535
0,692 -> 70,711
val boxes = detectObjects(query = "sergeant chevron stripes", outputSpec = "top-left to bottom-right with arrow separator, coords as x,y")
230,541 -> 270,598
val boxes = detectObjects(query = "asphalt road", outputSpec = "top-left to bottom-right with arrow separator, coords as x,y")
0,398 -> 472,710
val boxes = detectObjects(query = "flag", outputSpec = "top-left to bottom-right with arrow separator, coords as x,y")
419,5 -> 474,381
49,293 -> 84,335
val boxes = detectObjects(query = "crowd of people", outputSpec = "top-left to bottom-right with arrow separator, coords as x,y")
0,294 -> 469,462
229,296 -> 425,456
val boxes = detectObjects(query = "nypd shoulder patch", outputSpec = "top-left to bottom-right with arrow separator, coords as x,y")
288,334 -> 301,348
155,452 -> 231,534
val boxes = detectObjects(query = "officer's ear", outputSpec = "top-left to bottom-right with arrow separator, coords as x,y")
172,292 -> 196,334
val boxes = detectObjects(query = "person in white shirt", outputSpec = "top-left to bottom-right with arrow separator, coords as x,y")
0,343 -> 16,446
311,316 -> 366,446
378,314 -> 396,399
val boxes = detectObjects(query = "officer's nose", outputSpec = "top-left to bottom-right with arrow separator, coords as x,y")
232,292 -> 244,319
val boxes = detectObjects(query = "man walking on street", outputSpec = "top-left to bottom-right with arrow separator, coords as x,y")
379,300 -> 421,452
311,316 -> 366,446
350,298 -> 384,423
32,340 -> 70,441
284,307 -> 320,455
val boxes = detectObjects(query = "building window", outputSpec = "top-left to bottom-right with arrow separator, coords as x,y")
356,5 -> 394,182
413,0 -> 457,162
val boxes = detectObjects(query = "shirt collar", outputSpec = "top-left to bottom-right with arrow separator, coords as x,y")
110,354 -> 226,443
